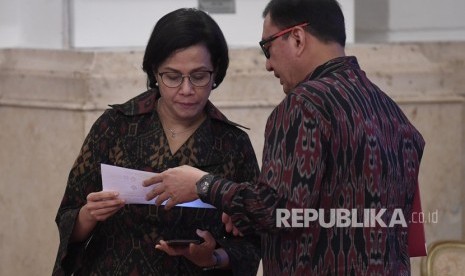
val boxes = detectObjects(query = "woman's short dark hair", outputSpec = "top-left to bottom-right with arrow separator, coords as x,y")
142,8 -> 229,90
263,0 -> 346,47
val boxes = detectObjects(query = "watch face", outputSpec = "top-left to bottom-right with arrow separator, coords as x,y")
197,175 -> 213,196
201,181 -> 209,193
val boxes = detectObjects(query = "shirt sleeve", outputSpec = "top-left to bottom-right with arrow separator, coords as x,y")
53,110 -> 114,275
200,92 -> 331,234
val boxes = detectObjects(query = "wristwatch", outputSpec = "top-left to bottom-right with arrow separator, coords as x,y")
196,174 -> 215,197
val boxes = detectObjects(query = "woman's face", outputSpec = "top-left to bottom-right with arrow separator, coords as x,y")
155,44 -> 215,122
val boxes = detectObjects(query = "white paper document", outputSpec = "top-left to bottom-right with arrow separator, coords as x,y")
101,164 -> 215,209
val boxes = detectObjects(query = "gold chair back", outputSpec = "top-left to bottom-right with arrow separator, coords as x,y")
421,240 -> 465,276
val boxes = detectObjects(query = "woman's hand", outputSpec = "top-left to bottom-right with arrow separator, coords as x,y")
71,191 -> 125,242
83,191 -> 126,222
155,229 -> 219,267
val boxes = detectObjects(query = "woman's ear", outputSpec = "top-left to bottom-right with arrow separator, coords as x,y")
211,70 -> 218,89
152,69 -> 159,86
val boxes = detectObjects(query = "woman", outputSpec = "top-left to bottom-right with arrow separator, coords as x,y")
53,8 -> 260,275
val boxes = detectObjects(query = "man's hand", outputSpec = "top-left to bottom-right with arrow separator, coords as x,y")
143,165 -> 207,209
222,213 -> 243,237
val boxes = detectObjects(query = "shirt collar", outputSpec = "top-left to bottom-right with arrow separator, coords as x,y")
307,56 -> 360,80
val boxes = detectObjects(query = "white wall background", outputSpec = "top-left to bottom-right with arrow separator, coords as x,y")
355,0 -> 465,42
0,0 -> 64,48
0,0 -> 356,49
71,0 -> 268,48
2,0 -> 465,49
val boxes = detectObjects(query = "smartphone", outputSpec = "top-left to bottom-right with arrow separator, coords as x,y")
165,239 -> 202,247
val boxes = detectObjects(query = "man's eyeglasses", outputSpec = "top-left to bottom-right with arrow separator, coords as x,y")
158,71 -> 213,88
259,22 -> 309,59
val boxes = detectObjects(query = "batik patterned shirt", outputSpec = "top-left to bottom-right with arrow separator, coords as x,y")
202,56 -> 425,275
53,89 -> 261,276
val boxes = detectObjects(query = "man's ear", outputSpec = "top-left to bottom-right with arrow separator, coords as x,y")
290,27 -> 307,56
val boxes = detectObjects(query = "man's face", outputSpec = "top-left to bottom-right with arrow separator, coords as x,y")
261,14 -> 300,94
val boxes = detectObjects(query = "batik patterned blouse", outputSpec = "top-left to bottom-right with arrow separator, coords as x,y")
202,57 -> 425,275
53,90 -> 261,276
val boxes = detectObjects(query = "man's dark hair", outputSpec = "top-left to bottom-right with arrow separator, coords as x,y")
142,8 -> 229,89
263,0 -> 346,46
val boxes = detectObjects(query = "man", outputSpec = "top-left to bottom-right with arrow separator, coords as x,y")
145,0 -> 425,274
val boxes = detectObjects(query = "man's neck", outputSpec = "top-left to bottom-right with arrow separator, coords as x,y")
307,42 -> 346,73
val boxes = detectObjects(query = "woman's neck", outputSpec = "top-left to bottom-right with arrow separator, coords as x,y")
157,98 -> 206,139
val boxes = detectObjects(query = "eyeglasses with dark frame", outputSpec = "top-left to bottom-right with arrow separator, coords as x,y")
158,71 -> 213,88
259,22 -> 309,59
